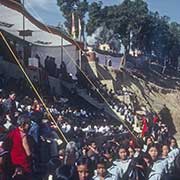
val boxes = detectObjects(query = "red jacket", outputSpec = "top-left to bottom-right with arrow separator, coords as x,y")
8,128 -> 31,173
142,116 -> 148,137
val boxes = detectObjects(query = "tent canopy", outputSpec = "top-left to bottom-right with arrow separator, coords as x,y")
0,1 -> 75,47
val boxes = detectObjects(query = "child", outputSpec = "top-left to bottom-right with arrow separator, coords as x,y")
93,158 -> 116,180
147,143 -> 180,180
108,145 -> 131,178
77,158 -> 92,180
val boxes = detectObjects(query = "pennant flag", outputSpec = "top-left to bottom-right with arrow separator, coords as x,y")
71,13 -> 76,39
78,18 -> 82,41
141,116 -> 148,137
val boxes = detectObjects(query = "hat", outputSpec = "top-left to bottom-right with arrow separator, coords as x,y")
0,147 -> 8,157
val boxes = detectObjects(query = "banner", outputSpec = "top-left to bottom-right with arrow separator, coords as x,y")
28,57 -> 39,68
31,45 -> 78,79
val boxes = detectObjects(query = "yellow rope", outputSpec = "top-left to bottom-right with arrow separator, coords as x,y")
0,31 -> 68,144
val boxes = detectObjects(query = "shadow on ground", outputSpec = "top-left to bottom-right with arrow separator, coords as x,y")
159,105 -> 177,135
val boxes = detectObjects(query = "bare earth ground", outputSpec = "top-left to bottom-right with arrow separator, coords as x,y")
120,69 -> 180,144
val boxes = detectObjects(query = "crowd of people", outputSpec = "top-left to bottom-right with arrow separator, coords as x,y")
76,75 -> 137,126
0,72 -> 180,180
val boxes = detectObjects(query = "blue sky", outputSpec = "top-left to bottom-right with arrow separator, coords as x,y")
24,0 -> 180,26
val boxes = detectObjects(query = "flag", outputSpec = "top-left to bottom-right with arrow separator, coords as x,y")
83,24 -> 87,49
71,12 -> 76,39
142,116 -> 148,137
78,18 -> 82,41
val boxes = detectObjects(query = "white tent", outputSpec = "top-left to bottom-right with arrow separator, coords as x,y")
0,1 -> 70,46
0,0 -> 81,79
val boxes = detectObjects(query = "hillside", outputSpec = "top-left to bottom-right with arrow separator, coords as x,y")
87,59 -> 180,143
116,68 -> 180,143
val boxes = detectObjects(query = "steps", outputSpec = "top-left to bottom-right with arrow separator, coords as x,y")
61,80 -> 137,136
76,88 -> 104,109
100,79 -> 114,92
61,80 -> 104,109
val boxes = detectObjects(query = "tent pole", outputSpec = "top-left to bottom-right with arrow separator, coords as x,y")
61,36 -> 63,62
22,0 -> 26,65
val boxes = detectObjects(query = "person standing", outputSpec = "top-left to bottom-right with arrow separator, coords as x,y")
7,115 -> 32,177
3,91 -> 16,116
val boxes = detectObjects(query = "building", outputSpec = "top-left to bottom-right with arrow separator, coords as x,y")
99,43 -> 111,52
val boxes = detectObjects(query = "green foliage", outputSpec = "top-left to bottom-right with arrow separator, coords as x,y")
87,0 -> 149,53
57,0 -> 180,67
86,1 -> 103,35
86,0 -> 180,67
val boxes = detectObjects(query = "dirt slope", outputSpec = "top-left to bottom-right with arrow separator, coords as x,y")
120,70 -> 180,143
88,62 -> 180,143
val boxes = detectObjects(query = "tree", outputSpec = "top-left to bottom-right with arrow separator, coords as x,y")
76,0 -> 180,69
57,0 -> 88,38
87,0 -> 149,54
86,1 -> 103,35
94,27 -> 121,53
168,22 -> 180,66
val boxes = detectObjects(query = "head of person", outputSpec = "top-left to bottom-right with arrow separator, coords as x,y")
161,144 -> 170,158
145,136 -> 153,146
134,142 -> 143,154
54,164 -> 77,180
90,141 -> 97,150
58,149 -> 65,162
0,147 -> 8,166
129,139 -> 135,148
64,141 -> 78,165
128,146 -> 135,158
95,158 -> 107,177
118,145 -> 128,160
141,152 -> 152,167
103,149 -> 113,162
76,158 -> 91,180
33,98 -> 38,105
9,91 -> 16,101
169,137 -> 178,149
147,143 -> 160,161
17,114 -> 31,131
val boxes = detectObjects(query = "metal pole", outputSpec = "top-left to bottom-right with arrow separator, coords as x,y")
61,36 -> 63,62
22,0 -> 26,64
79,49 -> 82,69
23,0 -> 25,41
